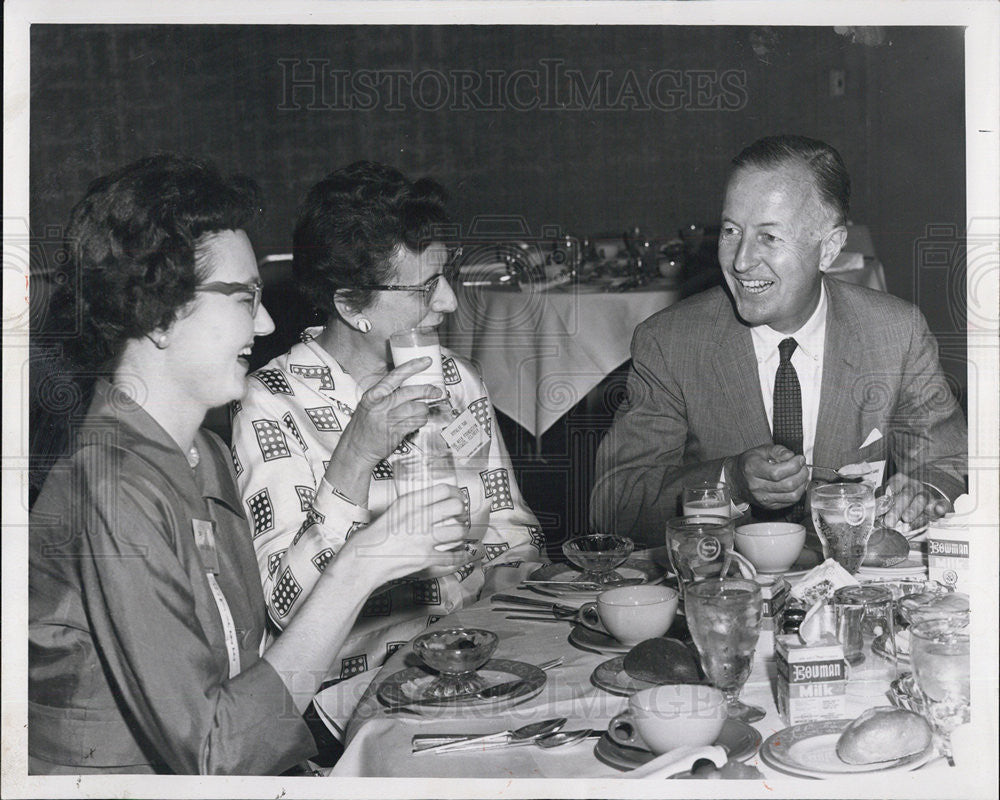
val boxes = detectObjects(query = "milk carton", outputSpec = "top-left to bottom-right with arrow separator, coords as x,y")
775,635 -> 848,725
926,521 -> 970,592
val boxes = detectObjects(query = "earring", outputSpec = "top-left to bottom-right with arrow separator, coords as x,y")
146,332 -> 169,350
357,318 -> 373,334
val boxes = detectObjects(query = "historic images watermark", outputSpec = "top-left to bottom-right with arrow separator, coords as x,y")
277,58 -> 748,112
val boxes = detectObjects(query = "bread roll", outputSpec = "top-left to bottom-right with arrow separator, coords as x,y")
862,527 -> 910,567
622,637 -> 701,684
836,707 -> 932,764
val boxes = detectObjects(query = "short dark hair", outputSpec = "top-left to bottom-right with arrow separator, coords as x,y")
54,153 -> 262,369
292,161 -> 450,316
731,135 -> 850,226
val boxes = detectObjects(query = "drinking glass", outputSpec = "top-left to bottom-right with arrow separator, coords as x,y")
809,482 -> 876,574
832,585 -> 896,672
682,481 -> 731,518
664,516 -> 754,604
909,619 -> 970,764
389,326 -> 446,391
685,578 -> 765,723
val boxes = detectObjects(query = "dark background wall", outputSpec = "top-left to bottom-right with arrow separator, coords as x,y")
30,24 -> 966,382
29,24 -> 968,532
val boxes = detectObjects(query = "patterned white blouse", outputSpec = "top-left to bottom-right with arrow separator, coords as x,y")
231,328 -> 544,686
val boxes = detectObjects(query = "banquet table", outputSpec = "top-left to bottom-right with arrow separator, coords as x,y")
322,547 -> 953,786
443,252 -> 887,441
443,278 -> 682,440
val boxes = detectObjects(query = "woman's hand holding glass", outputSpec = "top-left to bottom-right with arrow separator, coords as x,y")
342,483 -> 474,584
325,357 -> 445,498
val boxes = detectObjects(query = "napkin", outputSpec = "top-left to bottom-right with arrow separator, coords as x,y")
789,558 -> 859,605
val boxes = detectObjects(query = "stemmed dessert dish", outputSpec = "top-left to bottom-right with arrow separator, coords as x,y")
562,534 -> 634,585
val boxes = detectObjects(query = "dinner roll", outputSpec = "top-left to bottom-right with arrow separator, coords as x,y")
836,707 -> 932,764
622,637 -> 701,684
862,527 -> 910,567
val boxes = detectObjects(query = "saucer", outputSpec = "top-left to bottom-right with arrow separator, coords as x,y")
376,658 -> 545,716
777,546 -> 824,579
568,623 -> 630,655
590,656 -> 658,696
594,718 -> 761,771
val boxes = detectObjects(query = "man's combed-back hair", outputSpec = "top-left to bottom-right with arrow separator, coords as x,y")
54,153 -> 262,369
732,134 -> 850,226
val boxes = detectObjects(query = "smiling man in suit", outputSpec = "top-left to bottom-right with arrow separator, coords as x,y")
591,134 -> 967,546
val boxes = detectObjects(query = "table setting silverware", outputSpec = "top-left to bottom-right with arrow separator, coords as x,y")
419,728 -> 601,754
520,577 -> 645,590
490,594 -> 579,612
805,464 -> 867,483
411,716 -> 567,753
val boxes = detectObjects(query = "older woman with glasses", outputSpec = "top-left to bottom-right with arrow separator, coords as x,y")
231,162 -> 544,710
28,155 -> 470,774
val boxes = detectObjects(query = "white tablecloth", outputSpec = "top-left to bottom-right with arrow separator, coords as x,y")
443,279 -> 681,438
324,555 -> 963,789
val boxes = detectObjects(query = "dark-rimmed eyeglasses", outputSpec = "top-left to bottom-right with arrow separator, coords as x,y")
355,247 -> 463,303
196,280 -> 263,316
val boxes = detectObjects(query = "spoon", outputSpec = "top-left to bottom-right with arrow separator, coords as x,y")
805,464 -> 866,483
424,727 -> 598,754
534,729 -> 600,749
412,717 -> 567,753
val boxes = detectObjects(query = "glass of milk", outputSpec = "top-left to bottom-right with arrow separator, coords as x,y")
389,326 -> 446,391
682,481 -> 732,518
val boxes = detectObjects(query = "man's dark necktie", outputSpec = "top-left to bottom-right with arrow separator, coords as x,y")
768,337 -> 805,521
772,338 -> 803,454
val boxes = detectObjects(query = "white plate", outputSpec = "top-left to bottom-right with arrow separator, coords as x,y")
857,556 -> 927,578
376,658 -> 545,716
759,719 -> 935,779
526,559 -> 663,600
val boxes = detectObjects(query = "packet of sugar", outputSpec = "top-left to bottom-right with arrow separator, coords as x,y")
789,558 -> 859,607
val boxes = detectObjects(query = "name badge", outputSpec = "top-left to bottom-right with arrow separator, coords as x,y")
440,407 -> 489,459
192,518 -> 221,575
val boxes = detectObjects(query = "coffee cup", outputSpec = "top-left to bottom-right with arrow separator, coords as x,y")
734,522 -> 806,573
608,684 -> 726,754
597,585 -> 679,645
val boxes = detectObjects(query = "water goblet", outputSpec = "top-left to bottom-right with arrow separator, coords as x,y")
809,482 -> 876,574
682,481 -> 731,519
909,619 -> 970,764
685,578 -> 765,723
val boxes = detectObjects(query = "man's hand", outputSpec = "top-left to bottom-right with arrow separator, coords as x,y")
729,445 -> 809,509
882,472 -> 952,530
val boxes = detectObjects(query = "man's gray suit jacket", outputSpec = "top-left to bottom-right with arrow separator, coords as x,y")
590,277 -> 968,546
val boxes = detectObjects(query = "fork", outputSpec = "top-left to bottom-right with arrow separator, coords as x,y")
490,594 -> 578,614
